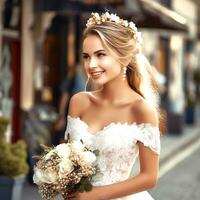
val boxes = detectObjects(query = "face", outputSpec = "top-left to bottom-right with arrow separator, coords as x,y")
82,34 -> 123,85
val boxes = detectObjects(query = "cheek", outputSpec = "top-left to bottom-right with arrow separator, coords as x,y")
103,59 -> 121,74
101,58 -> 112,66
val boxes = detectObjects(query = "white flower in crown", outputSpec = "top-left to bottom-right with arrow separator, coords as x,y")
110,13 -> 120,23
86,19 -> 94,26
120,20 -> 128,27
104,12 -> 110,19
93,13 -> 100,19
86,12 -> 143,44
101,15 -> 106,22
129,22 -> 137,32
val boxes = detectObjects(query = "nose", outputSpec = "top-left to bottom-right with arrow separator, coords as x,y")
89,57 -> 97,69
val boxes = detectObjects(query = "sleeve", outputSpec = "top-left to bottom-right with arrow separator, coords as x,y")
135,124 -> 161,155
64,116 -> 83,141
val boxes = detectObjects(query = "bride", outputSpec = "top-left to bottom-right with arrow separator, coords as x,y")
64,12 -> 160,200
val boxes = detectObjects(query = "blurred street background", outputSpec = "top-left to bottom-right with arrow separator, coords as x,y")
0,0 -> 200,199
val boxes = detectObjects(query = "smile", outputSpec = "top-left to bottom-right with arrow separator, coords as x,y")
90,71 -> 105,78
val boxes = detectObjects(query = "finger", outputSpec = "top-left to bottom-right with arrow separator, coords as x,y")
64,196 -> 75,200
67,197 -> 77,200
67,193 -> 78,199
67,194 -> 76,198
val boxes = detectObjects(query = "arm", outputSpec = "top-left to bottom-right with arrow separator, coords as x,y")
100,101 -> 159,199
98,143 -> 159,200
76,144 -> 159,200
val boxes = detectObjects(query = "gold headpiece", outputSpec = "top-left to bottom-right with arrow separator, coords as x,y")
86,12 -> 143,45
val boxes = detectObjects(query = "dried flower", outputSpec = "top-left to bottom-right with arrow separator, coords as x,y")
33,137 -> 98,200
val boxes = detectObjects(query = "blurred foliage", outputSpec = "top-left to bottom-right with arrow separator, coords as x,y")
0,116 -> 9,137
0,116 -> 29,177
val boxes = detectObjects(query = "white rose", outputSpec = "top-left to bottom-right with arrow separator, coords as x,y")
33,167 -> 58,184
33,168 -> 44,185
43,170 -> 57,184
82,151 -> 96,164
58,160 -> 74,177
71,140 -> 85,153
55,143 -> 70,159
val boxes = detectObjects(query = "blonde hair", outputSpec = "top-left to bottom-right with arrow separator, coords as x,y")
83,21 -> 159,110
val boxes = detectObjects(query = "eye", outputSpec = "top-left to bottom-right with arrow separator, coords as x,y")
83,54 -> 90,60
97,53 -> 106,57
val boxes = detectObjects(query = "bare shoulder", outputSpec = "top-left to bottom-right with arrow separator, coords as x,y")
68,91 -> 91,117
131,99 -> 158,126
68,91 -> 100,117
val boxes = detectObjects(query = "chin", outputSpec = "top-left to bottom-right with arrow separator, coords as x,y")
92,78 -> 107,85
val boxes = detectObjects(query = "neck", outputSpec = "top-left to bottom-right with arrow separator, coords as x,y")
99,76 -> 134,104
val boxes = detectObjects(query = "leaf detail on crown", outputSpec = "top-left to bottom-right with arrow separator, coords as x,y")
86,12 -> 143,45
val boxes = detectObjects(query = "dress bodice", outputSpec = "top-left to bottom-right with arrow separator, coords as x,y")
65,115 -> 160,200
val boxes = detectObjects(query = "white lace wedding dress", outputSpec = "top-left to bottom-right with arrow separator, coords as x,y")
65,115 -> 160,200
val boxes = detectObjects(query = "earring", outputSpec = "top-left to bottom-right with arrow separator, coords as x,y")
122,67 -> 127,81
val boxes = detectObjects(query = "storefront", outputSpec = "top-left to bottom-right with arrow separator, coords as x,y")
131,0 -> 189,134
0,0 -> 21,142
0,0 -> 193,141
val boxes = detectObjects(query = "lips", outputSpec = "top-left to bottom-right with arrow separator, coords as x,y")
90,70 -> 105,78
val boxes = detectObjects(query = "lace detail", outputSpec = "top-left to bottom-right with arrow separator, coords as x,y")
65,116 -> 160,154
64,116 -> 160,199
134,124 -> 160,154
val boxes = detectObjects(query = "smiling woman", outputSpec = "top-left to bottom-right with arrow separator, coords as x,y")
63,12 -> 160,200
83,35 -> 123,85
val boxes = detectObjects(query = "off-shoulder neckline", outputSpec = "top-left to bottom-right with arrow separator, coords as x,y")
67,115 -> 159,136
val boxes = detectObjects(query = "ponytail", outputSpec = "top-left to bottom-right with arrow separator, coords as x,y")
127,53 -> 159,110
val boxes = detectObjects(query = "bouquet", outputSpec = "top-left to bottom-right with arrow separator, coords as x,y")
33,136 -> 99,200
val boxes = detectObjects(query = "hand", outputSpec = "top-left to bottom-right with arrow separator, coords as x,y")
64,186 -> 104,200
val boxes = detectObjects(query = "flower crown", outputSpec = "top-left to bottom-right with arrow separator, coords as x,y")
86,12 -> 143,45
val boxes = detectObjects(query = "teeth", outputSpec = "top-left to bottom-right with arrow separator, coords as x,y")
91,71 -> 104,76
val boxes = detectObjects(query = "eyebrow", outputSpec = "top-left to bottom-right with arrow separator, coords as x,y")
82,49 -> 105,55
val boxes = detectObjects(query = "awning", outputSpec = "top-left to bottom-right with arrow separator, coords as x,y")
135,0 -> 188,33
34,0 -> 188,33
34,0 -> 122,13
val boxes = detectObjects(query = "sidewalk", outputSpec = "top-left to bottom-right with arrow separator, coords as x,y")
160,119 -> 200,167
22,117 -> 200,200
160,104 -> 200,167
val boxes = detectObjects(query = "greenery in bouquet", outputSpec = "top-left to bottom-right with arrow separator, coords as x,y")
33,137 -> 99,200
0,116 -> 29,176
